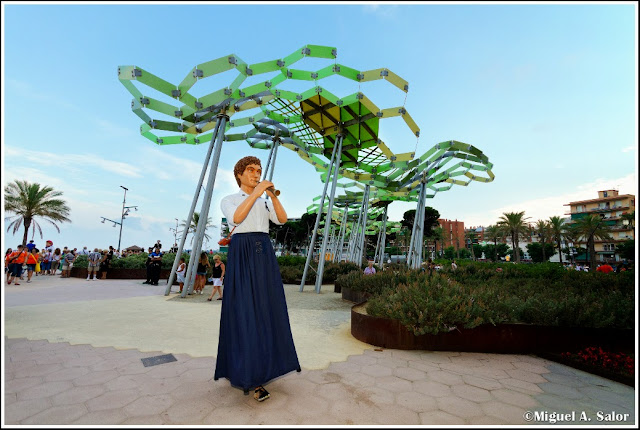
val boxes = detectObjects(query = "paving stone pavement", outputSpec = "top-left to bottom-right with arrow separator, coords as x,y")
3,277 -> 637,425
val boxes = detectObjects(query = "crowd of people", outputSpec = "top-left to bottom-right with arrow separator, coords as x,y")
5,240 -> 121,284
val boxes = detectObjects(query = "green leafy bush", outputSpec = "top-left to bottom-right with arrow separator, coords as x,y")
353,263 -> 635,335
277,255 -> 308,266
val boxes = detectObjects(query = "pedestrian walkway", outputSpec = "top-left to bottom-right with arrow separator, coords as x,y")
3,278 -> 636,425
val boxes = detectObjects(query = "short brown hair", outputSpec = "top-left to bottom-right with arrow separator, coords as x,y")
233,156 -> 261,187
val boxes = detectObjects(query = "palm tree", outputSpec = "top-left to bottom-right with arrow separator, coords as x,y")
535,220 -> 551,262
497,211 -> 530,263
180,211 -> 214,244
4,180 -> 71,246
465,229 -> 478,260
484,224 -> 501,261
432,226 -> 444,258
548,216 -> 566,264
571,214 -> 613,269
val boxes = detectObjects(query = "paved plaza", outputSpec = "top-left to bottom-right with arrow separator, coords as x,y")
3,277 -> 637,425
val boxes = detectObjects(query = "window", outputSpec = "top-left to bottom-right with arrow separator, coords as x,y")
603,191 -> 608,197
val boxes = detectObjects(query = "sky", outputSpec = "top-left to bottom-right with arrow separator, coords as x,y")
1,1 -> 638,252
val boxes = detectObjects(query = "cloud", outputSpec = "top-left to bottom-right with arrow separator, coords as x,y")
4,146 -> 142,178
6,79 -> 80,111
363,4 -> 398,17
622,145 -> 636,153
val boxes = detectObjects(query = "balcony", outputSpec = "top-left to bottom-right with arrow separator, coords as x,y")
567,205 -> 630,216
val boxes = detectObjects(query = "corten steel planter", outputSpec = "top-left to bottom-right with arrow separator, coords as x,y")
341,287 -> 370,303
351,303 -> 634,354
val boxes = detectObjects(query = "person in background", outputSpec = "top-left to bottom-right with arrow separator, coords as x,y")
100,246 -> 115,280
87,248 -> 102,281
363,259 -> 376,275
149,246 -> 163,286
51,248 -> 62,276
207,254 -> 225,301
7,245 -> 28,285
26,247 -> 39,283
61,250 -> 76,278
35,249 -> 42,276
143,247 -> 153,284
26,240 -> 36,252
176,257 -> 186,293
194,251 -> 210,295
451,260 -> 458,271
80,246 -> 89,255
42,241 -> 53,275
596,261 -> 614,274
5,248 -> 12,278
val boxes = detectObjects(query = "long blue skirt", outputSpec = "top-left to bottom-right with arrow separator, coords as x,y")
214,232 -> 300,392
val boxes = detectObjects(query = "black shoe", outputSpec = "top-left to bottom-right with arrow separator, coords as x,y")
254,386 -> 270,402
142,281 -> 150,284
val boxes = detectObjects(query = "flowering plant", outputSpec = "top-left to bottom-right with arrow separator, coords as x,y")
561,347 -> 634,376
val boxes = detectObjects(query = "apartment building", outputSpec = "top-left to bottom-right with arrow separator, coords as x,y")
439,219 -> 465,249
564,189 -> 635,262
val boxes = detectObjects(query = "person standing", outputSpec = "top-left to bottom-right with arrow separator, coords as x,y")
87,248 -> 102,281
100,246 -> 114,280
214,156 -> 300,402
7,245 -> 28,285
61,250 -> 76,278
207,255 -> 225,301
51,248 -> 62,276
363,259 -> 376,275
26,248 -> 39,283
26,240 -> 36,252
149,247 -> 163,285
194,251 -> 210,295
176,257 -> 186,293
451,260 -> 458,271
143,247 -> 153,284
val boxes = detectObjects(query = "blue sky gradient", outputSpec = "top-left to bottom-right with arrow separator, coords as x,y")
2,3 -> 637,251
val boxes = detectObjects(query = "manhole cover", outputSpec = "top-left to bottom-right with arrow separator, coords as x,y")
141,353 -> 177,367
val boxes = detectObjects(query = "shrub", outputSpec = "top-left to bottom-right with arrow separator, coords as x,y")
359,262 -> 634,335
277,255 -> 308,266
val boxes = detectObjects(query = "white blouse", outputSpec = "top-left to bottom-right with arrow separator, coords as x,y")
221,190 -> 284,234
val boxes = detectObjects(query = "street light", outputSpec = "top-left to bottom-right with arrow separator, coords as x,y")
169,218 -> 181,252
100,186 -> 138,251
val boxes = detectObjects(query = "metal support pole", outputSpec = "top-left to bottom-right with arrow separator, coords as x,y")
315,135 -> 344,293
378,206 -> 388,268
333,206 -> 348,262
181,114 -> 228,297
348,198 -> 365,262
299,142 -> 339,292
408,181 -> 426,269
117,186 -> 127,251
355,185 -> 370,265
165,118 -> 222,295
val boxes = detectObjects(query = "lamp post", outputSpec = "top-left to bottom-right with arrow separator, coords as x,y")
100,186 -> 137,251
169,218 -> 180,252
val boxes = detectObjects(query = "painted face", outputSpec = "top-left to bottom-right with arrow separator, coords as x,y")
237,163 -> 262,189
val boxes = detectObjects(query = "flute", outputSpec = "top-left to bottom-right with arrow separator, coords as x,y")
267,186 -> 281,197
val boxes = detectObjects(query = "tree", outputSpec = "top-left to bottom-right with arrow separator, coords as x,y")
548,216 -> 566,265
484,225 -> 502,261
431,226 -> 444,258
621,211 -> 635,229
616,239 -> 635,261
465,229 -> 478,260
4,179 -> 71,246
497,211 -> 530,263
570,214 -> 613,269
180,212 -> 214,244
535,220 -> 551,262
484,243 -> 510,261
526,242 -> 556,263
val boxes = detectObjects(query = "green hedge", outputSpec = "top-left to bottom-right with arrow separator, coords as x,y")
72,252 -> 356,284
334,262 -> 635,336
